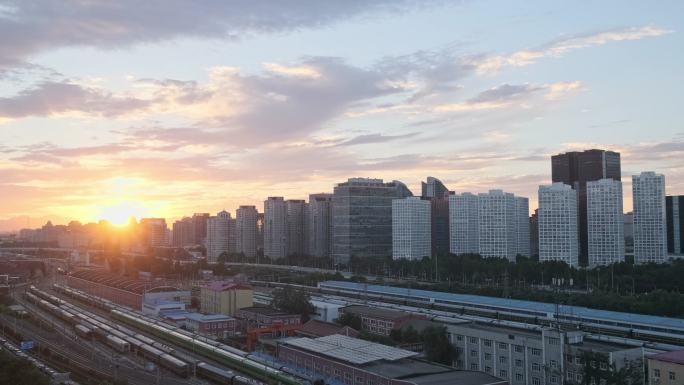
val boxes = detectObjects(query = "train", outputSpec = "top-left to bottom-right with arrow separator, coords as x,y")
0,336 -> 77,385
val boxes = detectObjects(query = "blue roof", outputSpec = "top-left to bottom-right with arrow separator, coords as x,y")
319,281 -> 684,330
185,313 -> 234,322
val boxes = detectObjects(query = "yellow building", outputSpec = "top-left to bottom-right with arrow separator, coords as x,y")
649,350 -> 684,385
200,281 -> 253,316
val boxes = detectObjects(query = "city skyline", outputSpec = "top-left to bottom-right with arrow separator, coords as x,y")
1,1 -> 683,229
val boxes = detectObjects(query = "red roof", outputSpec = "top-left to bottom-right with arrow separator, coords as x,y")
296,319 -> 359,338
650,350 -> 684,365
204,281 -> 252,291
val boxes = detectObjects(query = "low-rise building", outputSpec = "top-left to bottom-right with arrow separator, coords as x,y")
278,334 -> 507,385
338,305 -> 426,336
296,319 -> 359,339
200,281 -> 253,316
648,349 -> 684,385
141,299 -> 186,316
236,306 -> 302,330
185,313 -> 237,338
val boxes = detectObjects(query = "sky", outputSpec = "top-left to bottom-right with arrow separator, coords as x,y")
0,0 -> 682,229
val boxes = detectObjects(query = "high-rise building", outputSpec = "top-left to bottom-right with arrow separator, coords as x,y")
140,218 -> 168,248
515,196 -> 530,257
538,183 -> 579,267
551,149 -> 621,265
667,196 -> 684,255
236,206 -> 258,258
286,200 -> 306,257
478,190 -> 526,261
172,217 -> 194,247
256,212 -> 264,256
192,213 -> 210,246
587,179 -> 624,266
421,177 -> 450,257
624,212 -> 634,255
264,197 -> 288,260
529,209 -> 539,257
392,197 -> 431,260
206,210 -> 235,262
449,193 -> 480,255
632,172 -> 667,264
332,178 -> 413,264
308,193 -> 333,258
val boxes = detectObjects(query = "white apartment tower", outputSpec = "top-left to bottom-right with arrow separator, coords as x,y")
587,179 -> 625,266
236,205 -> 258,258
206,210 -> 235,263
449,193 -> 480,255
538,183 -> 579,267
264,197 -> 288,260
632,172 -> 667,264
392,197 -> 431,260
478,190 -> 519,261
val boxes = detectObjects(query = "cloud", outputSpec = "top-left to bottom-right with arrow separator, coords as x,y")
475,25 -> 672,74
0,0 -> 439,67
336,132 -> 419,146
0,81 -> 149,118
435,83 -> 546,112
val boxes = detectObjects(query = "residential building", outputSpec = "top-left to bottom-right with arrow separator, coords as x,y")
587,179 -> 625,266
392,196 -> 431,260
624,212 -> 634,255
538,183 -> 579,267
287,199 -> 307,256
552,149 -> 621,265
307,193 -> 333,258
264,197 -> 288,260
192,213 -> 210,246
530,209 -> 539,257
332,178 -> 413,264
236,306 -> 302,330
666,196 -> 684,255
338,305 -> 426,336
422,176 -> 451,257
140,218 -> 168,247
278,334 -> 506,385
200,281 -> 253,317
236,205 -> 258,258
449,192 -> 480,255
172,217 -> 194,247
648,350 -> 684,385
632,172 -> 667,264
206,210 -> 236,263
515,197 -> 530,257
478,190 -> 529,261
257,212 -> 264,256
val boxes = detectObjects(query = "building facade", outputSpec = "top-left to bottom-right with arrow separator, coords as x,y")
192,213 -> 210,246
587,179 -> 625,266
308,193 -> 333,258
392,197 -> 431,260
632,172 -> 667,264
206,210 -> 236,262
287,199 -> 307,257
264,197 -> 288,260
172,217 -> 194,247
538,183 -> 579,267
552,149 -> 621,265
236,205 -> 258,258
140,218 -> 168,247
648,350 -> 684,385
422,177 -> 451,257
666,196 -> 684,255
332,178 -> 412,264
515,197 -> 530,257
200,281 -> 253,317
478,190 -> 528,261
449,192 -> 480,255
338,305 -> 426,336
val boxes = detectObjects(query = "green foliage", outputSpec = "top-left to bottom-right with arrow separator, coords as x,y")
0,350 -> 50,385
337,312 -> 362,330
578,351 -> 644,385
272,286 -> 315,322
420,326 -> 453,365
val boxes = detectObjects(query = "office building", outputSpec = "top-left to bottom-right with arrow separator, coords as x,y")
552,149 -> 621,265
392,196 -> 431,260
140,218 -> 168,247
236,206 -> 258,258
206,210 -> 236,262
286,199 -> 307,257
632,172 -> 667,264
667,196 -> 684,255
449,192 -> 480,255
422,177 -> 451,257
264,197 -> 288,260
587,179 -> 625,266
538,183 -> 579,267
192,213 -> 210,246
172,217 -> 194,247
308,193 -> 333,258
332,178 -> 412,264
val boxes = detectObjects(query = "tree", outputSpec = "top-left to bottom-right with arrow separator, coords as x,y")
421,326 -> 453,365
337,312 -> 362,330
272,286 -> 315,322
0,350 -> 50,385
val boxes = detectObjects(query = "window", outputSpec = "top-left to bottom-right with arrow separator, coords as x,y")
470,363 -> 479,371
499,369 -> 507,378
516,373 -> 524,381
532,363 -> 541,372
567,354 -> 574,363
653,369 -> 660,378
499,356 -> 507,364
515,359 -> 522,367
670,371 -> 676,380
532,377 -> 541,385
567,371 -> 575,380
485,365 -> 491,373
550,359 -> 558,368
483,339 -> 492,347
531,348 -> 541,356
471,349 -> 478,357
514,345 -> 523,353
600,362 -> 607,370
499,342 -> 509,349
456,335 -> 464,341
485,353 -> 492,361
469,337 -> 479,344
547,337 -> 560,345
551,375 -> 558,384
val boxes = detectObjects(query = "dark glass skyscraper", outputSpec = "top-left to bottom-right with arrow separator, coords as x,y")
666,195 -> 684,255
421,177 -> 451,257
551,149 -> 621,265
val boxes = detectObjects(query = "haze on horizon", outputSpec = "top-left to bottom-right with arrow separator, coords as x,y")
0,1 -> 682,230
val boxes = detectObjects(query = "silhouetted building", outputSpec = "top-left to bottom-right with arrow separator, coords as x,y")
172,217 -> 194,247
421,177 -> 451,257
529,209 -> 539,257
192,213 -> 210,246
264,197 -> 288,260
551,149 -> 621,265
667,196 -> 684,255
308,193 -> 333,258
286,199 -> 307,256
236,206 -> 258,258
140,218 -> 168,247
206,210 -> 236,262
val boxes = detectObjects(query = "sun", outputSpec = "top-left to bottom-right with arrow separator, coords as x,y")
96,202 -> 149,226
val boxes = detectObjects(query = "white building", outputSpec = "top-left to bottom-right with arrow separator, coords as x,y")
206,210 -> 235,262
632,172 -> 667,264
236,205 -> 258,258
392,197 -> 431,260
264,197 -> 288,260
538,183 -> 579,267
478,190 -> 520,261
587,179 -> 625,266
449,193 -> 480,255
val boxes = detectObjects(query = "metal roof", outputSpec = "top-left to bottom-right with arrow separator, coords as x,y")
283,334 -> 416,365
319,281 -> 684,331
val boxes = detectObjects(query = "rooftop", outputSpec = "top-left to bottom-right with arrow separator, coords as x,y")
203,280 -> 252,291
366,359 -> 506,385
649,349 -> 684,365
282,334 -> 417,365
239,306 -> 299,317
185,313 -> 234,322
70,270 -> 181,294
296,319 -> 359,338
341,304 -> 417,321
